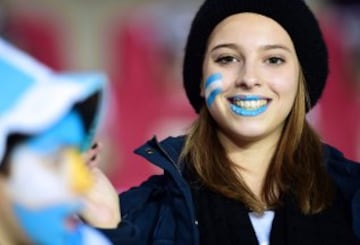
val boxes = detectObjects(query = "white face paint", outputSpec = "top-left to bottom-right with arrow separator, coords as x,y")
204,73 -> 224,108
7,145 -> 77,208
5,141 -> 105,245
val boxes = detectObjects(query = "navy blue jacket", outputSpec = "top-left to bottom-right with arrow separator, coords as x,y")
99,136 -> 360,244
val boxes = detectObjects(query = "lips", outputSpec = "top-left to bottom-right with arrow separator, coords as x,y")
228,95 -> 271,116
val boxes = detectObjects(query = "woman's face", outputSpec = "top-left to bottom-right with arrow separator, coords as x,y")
202,13 -> 300,145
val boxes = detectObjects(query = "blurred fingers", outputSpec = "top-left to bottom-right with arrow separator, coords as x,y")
83,142 -> 102,168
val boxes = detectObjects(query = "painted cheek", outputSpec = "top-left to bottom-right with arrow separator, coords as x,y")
204,73 -> 223,107
12,202 -> 82,245
8,146 -> 71,206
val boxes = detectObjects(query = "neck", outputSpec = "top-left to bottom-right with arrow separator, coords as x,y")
217,131 -> 280,199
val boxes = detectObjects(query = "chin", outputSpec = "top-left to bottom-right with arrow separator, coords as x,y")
228,126 -> 279,143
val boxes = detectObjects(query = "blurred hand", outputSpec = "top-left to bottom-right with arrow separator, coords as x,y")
80,143 -> 121,228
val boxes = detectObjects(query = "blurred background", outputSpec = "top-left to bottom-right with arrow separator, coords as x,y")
1,0 -> 359,191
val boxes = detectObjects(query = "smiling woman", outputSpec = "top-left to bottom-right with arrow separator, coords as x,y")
181,1 -> 332,217
202,13 -> 300,141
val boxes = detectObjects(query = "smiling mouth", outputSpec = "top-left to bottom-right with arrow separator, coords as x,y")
230,98 -> 268,110
228,96 -> 270,116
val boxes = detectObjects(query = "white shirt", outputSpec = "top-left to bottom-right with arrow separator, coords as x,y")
248,211 -> 275,245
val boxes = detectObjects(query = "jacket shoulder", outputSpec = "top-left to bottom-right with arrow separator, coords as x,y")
323,144 -> 360,241
323,143 -> 360,200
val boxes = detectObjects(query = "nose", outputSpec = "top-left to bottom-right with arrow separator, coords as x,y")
65,148 -> 93,194
236,62 -> 260,89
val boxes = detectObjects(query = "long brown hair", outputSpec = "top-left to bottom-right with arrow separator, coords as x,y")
181,72 -> 334,214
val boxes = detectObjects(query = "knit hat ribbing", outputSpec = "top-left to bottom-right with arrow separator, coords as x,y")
183,0 -> 328,113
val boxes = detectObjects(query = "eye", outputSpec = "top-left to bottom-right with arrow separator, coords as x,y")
215,55 -> 239,65
266,57 -> 285,65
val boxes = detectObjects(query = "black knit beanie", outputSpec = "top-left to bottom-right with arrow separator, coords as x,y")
183,0 -> 329,113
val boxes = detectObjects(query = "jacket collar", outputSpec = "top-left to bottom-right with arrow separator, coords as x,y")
134,135 -> 186,174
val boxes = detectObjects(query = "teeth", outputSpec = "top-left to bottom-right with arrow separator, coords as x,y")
233,99 -> 267,110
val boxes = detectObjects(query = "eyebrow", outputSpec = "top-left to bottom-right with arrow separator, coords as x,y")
261,44 -> 292,53
210,43 -> 292,53
210,43 -> 238,52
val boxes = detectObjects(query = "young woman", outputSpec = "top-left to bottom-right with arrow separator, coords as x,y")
84,0 -> 360,244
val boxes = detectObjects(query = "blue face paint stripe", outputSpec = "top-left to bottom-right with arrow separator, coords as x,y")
13,202 -> 82,245
205,80 -> 222,98
206,88 -> 222,107
204,73 -> 223,107
205,73 -> 223,88
26,111 -> 85,154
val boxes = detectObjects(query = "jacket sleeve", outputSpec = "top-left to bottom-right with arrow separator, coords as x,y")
96,221 -> 140,244
95,175 -> 167,244
323,144 -> 360,239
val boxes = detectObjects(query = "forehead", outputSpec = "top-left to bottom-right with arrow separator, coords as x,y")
208,13 -> 294,48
